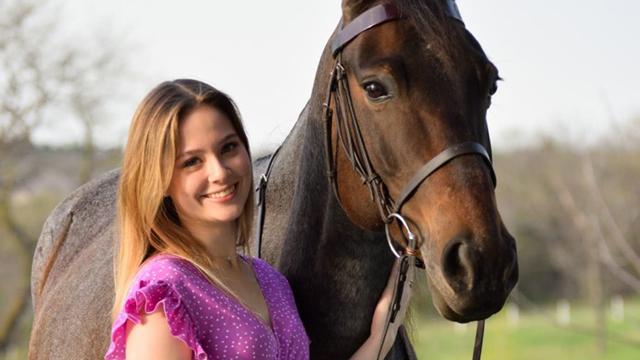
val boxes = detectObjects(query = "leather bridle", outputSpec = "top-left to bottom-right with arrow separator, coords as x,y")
323,2 -> 492,359
256,2 -> 492,359
324,2 -> 496,256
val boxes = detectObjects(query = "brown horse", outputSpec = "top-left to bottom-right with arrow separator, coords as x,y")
30,1 -> 517,359
254,1 -> 517,358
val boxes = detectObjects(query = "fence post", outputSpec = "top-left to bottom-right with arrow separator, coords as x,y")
610,295 -> 624,323
556,299 -> 571,326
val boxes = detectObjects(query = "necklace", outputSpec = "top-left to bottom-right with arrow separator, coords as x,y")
208,253 -> 240,270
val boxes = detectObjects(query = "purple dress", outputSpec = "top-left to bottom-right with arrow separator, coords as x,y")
105,254 -> 309,360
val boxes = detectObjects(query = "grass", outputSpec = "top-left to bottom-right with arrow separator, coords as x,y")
410,299 -> 640,359
3,298 -> 639,359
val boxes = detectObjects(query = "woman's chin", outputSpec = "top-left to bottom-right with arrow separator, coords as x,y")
199,202 -> 244,221
205,212 -> 242,225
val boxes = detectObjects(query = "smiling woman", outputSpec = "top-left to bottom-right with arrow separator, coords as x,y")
105,79 -> 411,360
111,80 -> 257,320
168,106 -> 252,236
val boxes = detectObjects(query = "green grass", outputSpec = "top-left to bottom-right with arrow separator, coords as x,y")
411,299 -> 640,359
3,300 -> 639,359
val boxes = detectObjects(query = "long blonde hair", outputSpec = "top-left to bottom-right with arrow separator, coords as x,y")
112,79 -> 254,319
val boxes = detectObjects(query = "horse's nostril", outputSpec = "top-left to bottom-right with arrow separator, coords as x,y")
442,239 -> 476,292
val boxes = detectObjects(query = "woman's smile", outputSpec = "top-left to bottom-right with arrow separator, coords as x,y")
201,183 -> 237,202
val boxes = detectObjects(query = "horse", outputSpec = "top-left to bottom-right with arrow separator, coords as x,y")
29,1 -> 518,359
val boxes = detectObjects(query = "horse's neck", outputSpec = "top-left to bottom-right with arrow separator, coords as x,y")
259,38 -> 335,266
261,43 -> 396,356
257,104 -> 313,265
260,103 -> 329,267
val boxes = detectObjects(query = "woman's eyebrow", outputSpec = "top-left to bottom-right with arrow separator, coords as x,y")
219,133 -> 239,143
177,148 -> 202,160
177,133 -> 239,159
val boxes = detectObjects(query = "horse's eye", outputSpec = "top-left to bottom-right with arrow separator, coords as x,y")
363,81 -> 389,101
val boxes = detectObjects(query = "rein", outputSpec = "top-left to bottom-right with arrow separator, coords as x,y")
256,1 -> 489,359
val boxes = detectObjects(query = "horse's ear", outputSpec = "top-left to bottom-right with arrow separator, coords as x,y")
341,0 -> 374,22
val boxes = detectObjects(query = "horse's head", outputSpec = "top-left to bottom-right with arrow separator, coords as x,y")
328,0 -> 518,322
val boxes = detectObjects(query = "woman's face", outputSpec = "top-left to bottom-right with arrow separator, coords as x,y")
167,105 -> 251,228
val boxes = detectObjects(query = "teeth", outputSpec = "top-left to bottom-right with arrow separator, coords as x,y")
205,185 -> 236,199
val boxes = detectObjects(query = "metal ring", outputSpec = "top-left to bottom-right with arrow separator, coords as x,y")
384,213 -> 417,258
385,225 -> 403,258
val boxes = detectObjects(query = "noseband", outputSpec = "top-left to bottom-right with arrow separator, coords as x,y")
323,2 -> 491,359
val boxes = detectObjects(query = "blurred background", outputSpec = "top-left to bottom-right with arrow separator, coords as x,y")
1,0 -> 638,358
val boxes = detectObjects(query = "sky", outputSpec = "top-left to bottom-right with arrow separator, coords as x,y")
33,0 -> 640,152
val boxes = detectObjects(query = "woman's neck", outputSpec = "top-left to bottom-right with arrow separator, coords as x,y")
181,218 -> 239,264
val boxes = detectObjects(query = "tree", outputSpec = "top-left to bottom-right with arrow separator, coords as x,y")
0,0 -> 130,353
494,129 -> 640,355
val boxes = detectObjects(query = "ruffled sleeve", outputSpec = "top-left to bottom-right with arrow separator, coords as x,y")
105,261 -> 207,360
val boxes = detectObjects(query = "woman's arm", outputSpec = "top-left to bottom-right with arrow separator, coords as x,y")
125,304 -> 192,360
350,257 -> 415,360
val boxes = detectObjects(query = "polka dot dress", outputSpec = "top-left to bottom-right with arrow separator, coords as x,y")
105,254 -> 310,359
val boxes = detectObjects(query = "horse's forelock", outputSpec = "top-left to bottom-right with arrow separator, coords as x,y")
396,0 -> 478,63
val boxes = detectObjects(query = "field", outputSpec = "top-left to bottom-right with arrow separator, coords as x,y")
411,299 -> 640,359
3,300 -> 639,359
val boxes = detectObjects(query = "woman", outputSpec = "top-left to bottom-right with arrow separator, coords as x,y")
105,79 -> 412,359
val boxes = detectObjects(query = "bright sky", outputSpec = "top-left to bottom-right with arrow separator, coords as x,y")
34,0 -> 640,151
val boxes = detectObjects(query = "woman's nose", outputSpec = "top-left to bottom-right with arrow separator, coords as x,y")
207,158 -> 230,183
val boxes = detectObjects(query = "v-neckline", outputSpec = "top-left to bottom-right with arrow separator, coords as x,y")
209,255 -> 275,336
159,253 -> 276,336
236,255 -> 275,332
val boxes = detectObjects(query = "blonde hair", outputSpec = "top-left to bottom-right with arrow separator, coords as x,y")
112,79 -> 254,319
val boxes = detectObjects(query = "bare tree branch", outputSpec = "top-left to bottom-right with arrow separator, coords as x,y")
0,0 -> 132,352
591,212 -> 640,291
581,156 -> 640,275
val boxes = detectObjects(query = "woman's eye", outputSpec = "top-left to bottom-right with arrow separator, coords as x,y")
222,141 -> 238,154
363,81 -> 389,101
182,157 -> 200,168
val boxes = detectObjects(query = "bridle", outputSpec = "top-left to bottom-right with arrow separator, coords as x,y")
326,1 -> 493,359
256,1 -> 493,359
324,2 -> 496,258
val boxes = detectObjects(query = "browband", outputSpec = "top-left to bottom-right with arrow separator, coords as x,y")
331,3 -> 400,56
331,0 -> 464,57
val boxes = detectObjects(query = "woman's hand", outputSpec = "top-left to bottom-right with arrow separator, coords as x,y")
350,256 -> 416,360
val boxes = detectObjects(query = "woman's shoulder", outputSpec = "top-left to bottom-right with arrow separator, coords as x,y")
132,253 -> 200,289
106,254 -> 207,359
245,256 -> 292,290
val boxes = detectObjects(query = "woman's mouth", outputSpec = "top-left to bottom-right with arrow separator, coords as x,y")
201,184 -> 237,202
